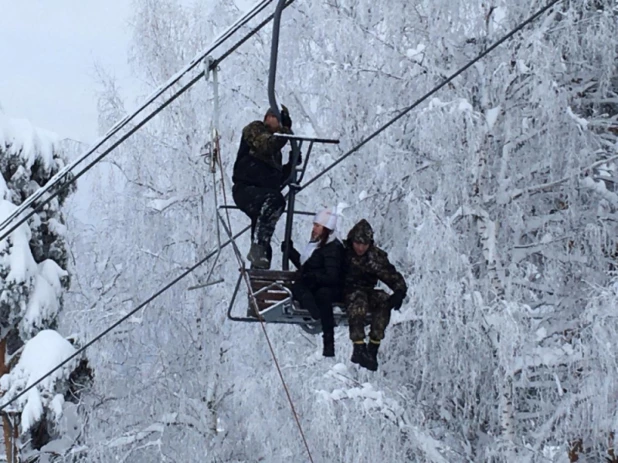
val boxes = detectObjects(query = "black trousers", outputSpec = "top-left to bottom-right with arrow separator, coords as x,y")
232,184 -> 285,257
292,282 -> 338,336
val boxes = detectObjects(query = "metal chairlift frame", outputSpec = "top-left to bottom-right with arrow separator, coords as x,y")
217,0 -> 365,333
219,205 -> 350,335
225,270 -> 352,335
219,133 -> 364,335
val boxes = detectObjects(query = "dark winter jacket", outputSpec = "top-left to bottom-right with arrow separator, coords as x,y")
343,220 -> 407,293
288,239 -> 345,290
232,120 -> 294,189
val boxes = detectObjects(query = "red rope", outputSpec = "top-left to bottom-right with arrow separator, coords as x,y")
215,152 -> 315,463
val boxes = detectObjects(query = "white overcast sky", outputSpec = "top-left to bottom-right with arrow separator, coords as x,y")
0,0 -> 257,146
0,1 -> 137,143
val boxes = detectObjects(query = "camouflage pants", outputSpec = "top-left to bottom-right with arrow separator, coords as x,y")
233,184 -> 285,249
345,288 -> 391,342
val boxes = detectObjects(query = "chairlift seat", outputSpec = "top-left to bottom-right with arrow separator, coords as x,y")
243,269 -> 369,334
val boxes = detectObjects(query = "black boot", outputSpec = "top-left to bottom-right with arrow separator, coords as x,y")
322,332 -> 335,357
351,342 -> 367,365
362,340 -> 379,371
247,243 -> 270,269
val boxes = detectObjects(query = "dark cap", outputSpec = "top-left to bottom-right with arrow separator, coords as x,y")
347,219 -> 374,244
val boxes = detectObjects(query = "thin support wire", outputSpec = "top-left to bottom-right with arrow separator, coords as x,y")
0,0 -> 275,237
192,61 -> 225,291
0,0 -> 297,246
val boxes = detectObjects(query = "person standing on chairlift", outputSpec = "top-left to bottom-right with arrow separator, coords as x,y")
344,219 -> 407,371
282,208 -> 344,357
232,105 -> 297,269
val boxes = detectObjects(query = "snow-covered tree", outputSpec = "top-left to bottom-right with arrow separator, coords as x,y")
69,0 -> 618,461
0,113 -> 91,462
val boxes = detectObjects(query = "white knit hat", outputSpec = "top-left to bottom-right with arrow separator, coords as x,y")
313,207 -> 338,231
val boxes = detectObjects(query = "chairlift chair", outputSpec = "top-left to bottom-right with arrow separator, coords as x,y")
220,134 -> 373,334
226,269 -> 359,335
216,0 -> 369,333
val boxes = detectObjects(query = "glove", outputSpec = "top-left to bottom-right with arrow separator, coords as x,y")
280,104 -> 292,129
281,240 -> 294,253
388,290 -> 406,311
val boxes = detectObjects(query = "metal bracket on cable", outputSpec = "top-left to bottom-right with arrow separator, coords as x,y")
203,56 -> 215,81
201,56 -> 221,174
210,64 -> 220,175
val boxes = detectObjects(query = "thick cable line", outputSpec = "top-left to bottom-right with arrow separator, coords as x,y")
301,0 -> 563,192
0,0 -> 271,234
0,0 -> 294,242
208,0 -> 295,71
0,0 -> 561,426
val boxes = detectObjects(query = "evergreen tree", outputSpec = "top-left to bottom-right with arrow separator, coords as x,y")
0,113 -> 91,462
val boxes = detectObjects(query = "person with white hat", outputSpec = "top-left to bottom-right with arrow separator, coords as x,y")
281,207 -> 344,357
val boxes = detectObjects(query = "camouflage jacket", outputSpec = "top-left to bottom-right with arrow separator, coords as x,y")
232,121 -> 293,189
343,220 -> 407,294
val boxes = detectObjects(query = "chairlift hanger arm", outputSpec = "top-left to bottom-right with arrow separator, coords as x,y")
266,0 -> 339,203
268,0 -> 287,120
267,0 -> 301,270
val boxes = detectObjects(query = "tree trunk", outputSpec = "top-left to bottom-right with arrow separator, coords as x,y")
1,416 -> 13,463
568,438 -> 583,462
607,432 -> 618,463
0,337 -> 15,463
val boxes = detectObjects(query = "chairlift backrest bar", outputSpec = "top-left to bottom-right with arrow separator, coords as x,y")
273,134 -> 340,144
218,205 -> 314,216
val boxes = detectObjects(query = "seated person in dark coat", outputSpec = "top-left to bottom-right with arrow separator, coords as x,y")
282,208 -> 344,357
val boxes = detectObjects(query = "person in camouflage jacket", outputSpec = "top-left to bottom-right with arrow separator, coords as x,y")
232,106 -> 296,269
343,219 -> 407,371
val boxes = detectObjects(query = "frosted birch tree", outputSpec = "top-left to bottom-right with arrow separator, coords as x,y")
69,0 -> 618,461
